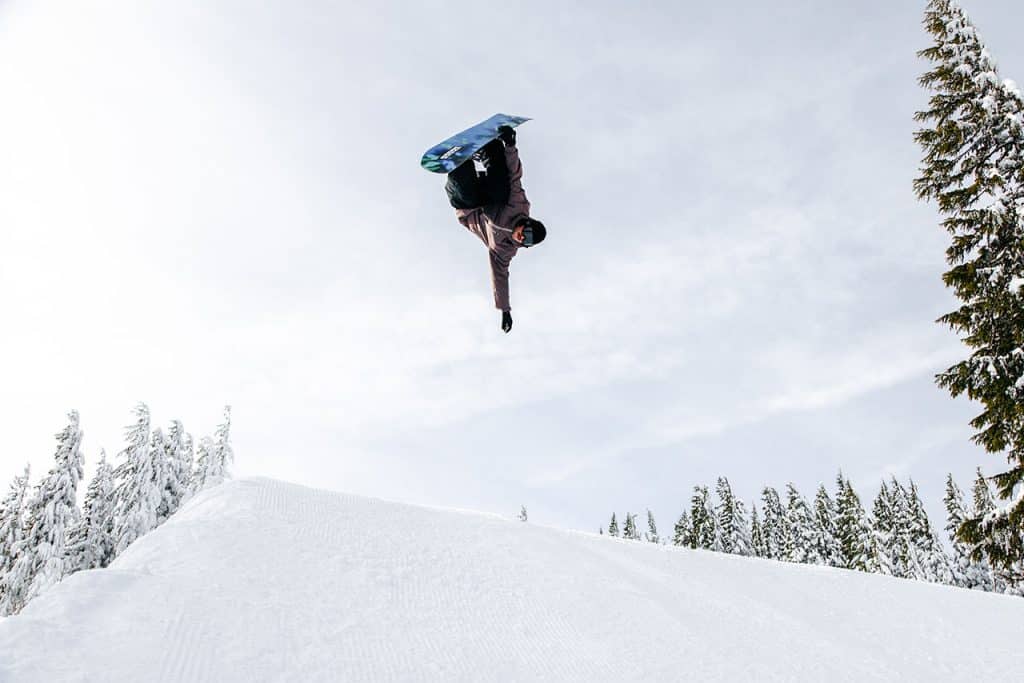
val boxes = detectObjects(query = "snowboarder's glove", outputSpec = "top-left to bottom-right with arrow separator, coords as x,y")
497,125 -> 516,148
501,311 -> 513,333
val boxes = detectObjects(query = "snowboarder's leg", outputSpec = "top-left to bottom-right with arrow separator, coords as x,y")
478,139 -> 510,207
445,139 -> 509,210
446,158 -> 486,209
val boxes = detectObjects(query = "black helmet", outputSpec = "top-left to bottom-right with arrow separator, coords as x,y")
520,218 -> 547,247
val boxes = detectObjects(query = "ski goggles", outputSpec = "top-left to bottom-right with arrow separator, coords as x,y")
521,224 -> 534,247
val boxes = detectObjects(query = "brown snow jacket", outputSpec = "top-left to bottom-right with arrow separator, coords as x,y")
455,143 -> 531,312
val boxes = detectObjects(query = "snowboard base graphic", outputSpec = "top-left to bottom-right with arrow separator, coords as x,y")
421,113 -> 530,174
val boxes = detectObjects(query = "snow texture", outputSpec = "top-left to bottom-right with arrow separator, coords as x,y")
1,477 -> 1022,682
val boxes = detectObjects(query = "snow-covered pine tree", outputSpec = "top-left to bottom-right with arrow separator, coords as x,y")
906,479 -> 957,585
749,503 -> 766,558
191,407 -> 234,495
181,432 -> 194,493
970,469 -> 1011,591
834,474 -> 879,572
206,406 -> 234,487
871,481 -> 902,577
0,465 -> 31,613
68,451 -> 117,572
608,513 -> 620,538
113,404 -> 159,555
783,483 -> 822,565
813,485 -> 842,567
149,427 -> 172,527
2,411 -> 85,613
672,510 -> 691,547
915,0 -> 1024,576
944,473 -> 989,589
715,477 -> 752,556
892,479 -> 924,578
157,420 -> 192,522
645,510 -> 659,543
623,513 -> 641,541
519,506 -> 528,522
888,478 -> 936,581
190,436 -> 214,495
690,486 -> 716,550
760,486 -> 787,560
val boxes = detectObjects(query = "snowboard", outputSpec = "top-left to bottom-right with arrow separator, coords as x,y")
421,113 -> 531,174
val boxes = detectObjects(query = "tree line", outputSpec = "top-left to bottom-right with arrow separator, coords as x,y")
602,472 -> 1019,596
0,403 -> 234,616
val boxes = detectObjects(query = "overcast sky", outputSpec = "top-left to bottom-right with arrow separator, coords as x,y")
2,0 -> 1023,532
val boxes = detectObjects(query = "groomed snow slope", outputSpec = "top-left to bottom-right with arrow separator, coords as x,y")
1,478 -> 1022,682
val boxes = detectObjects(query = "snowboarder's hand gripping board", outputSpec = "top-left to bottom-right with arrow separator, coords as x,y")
421,114 -> 530,174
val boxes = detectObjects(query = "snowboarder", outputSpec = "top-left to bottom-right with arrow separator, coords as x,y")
447,125 -> 546,333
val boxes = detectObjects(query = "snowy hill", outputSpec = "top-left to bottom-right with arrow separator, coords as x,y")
1,478 -> 1022,682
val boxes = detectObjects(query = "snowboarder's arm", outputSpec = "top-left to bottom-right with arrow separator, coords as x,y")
489,249 -> 511,313
503,144 -> 530,216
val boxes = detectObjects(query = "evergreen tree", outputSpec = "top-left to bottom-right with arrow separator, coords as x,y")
760,486 -> 787,560
944,473 -> 987,589
783,483 -> 821,565
689,486 -> 716,550
813,485 -> 842,567
835,474 -> 878,572
207,406 -> 234,488
608,513 -> 620,538
69,452 -> 117,572
672,510 -> 691,547
2,412 -> 85,614
749,503 -> 766,558
645,509 -> 659,543
872,481 -> 904,577
915,0 -> 1024,575
906,479 -> 957,585
190,436 -> 215,495
191,407 -> 234,494
149,427 -> 172,527
623,512 -> 641,541
113,403 -> 159,554
157,420 -> 192,522
0,465 -> 31,613
715,477 -> 752,556
518,506 -> 528,522
970,469 -> 1011,590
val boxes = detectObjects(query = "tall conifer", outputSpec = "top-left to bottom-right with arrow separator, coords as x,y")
690,486 -> 716,550
906,480 -> 957,584
0,465 -> 31,614
835,474 -> 878,572
645,510 -> 659,543
814,485 -> 842,566
672,511 -> 691,547
68,452 -> 117,572
749,504 -> 766,558
2,412 -> 84,613
760,487 -> 787,560
113,404 -> 158,554
872,481 -> 903,577
623,513 -> 641,541
784,484 -> 821,565
608,513 -> 620,538
915,0 -> 1024,575
715,477 -> 752,556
